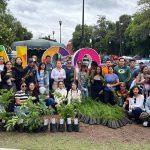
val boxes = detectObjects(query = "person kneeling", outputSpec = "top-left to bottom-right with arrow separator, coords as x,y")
128,86 -> 144,123
140,96 -> 150,127
14,83 -> 29,116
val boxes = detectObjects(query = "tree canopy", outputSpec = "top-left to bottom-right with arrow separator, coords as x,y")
72,0 -> 150,57
0,0 -> 33,48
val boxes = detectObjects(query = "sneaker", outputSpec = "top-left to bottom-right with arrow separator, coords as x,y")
143,121 -> 148,127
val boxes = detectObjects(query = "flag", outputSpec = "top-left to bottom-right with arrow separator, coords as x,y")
16,46 -> 27,68
0,45 -> 9,62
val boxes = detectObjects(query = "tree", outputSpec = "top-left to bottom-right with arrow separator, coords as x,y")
72,24 -> 92,51
124,0 -> 150,57
0,0 -> 33,48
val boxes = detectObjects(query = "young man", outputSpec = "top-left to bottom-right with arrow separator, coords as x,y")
63,60 -> 74,92
114,58 -> 131,89
102,59 -> 112,76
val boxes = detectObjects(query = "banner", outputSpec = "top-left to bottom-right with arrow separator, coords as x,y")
16,46 -> 27,68
0,45 -> 9,62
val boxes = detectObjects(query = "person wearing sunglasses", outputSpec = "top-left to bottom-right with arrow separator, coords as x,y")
63,60 -> 74,92
14,82 -> 29,116
128,85 -> 144,123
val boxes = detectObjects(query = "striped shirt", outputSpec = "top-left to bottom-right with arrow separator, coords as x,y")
15,90 -> 29,103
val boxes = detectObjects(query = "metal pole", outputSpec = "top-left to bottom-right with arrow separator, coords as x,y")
82,0 -> 85,47
52,31 -> 55,40
59,21 -> 62,43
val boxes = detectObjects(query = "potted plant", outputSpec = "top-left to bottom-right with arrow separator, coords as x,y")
50,118 -> 57,133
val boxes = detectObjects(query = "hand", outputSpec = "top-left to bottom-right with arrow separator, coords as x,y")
123,104 -> 126,109
22,78 -> 25,82
29,72 -> 33,76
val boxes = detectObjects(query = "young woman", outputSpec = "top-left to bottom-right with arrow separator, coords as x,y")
128,85 -> 144,123
67,82 -> 81,105
78,64 -> 89,97
14,82 -> 29,116
51,61 -> 66,90
37,62 -> 49,95
91,66 -> 105,100
28,82 -> 39,104
103,66 -> 120,105
54,81 -> 67,105
74,60 -> 82,82
14,57 -> 24,90
135,66 -> 150,98
116,82 -> 129,109
1,61 -> 18,92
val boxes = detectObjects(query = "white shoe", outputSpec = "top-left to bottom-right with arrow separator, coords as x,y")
143,121 -> 148,127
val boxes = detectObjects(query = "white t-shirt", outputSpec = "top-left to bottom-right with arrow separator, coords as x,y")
128,94 -> 144,110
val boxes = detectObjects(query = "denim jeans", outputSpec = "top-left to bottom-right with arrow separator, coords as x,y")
45,98 -> 56,107
14,106 -> 28,116
128,107 -> 143,120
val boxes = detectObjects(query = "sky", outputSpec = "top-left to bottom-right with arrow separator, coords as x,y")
8,0 -> 138,45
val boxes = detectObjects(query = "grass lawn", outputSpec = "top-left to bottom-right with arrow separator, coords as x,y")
0,132 -> 150,150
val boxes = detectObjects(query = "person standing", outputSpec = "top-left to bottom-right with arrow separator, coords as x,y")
22,58 -> 37,86
14,57 -> 24,90
45,55 -> 54,91
37,62 -> 49,95
114,57 -> 131,89
51,61 -> 66,90
78,64 -> 89,97
63,60 -> 74,92
1,61 -> 18,92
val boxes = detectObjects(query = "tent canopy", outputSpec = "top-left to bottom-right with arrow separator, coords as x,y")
11,39 -> 66,50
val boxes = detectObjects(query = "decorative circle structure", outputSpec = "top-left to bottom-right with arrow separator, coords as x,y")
72,48 -> 101,67
42,46 -> 70,62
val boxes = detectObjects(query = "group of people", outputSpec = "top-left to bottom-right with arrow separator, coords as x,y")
0,54 -> 150,127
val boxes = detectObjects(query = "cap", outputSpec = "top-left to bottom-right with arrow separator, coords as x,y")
113,56 -> 119,60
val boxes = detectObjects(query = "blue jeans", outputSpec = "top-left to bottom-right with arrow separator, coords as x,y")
128,107 -> 143,120
45,98 -> 56,107
14,106 -> 28,116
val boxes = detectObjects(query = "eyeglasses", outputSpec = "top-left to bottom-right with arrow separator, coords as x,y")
21,85 -> 27,88
134,98 -> 136,104
68,62 -> 72,64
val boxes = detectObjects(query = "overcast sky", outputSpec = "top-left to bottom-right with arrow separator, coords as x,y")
8,0 -> 138,44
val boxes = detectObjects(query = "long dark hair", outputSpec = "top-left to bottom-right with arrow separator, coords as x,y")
129,85 -> 141,98
14,57 -> 22,66
4,61 -> 13,72
94,66 -> 102,76
38,62 -> 46,73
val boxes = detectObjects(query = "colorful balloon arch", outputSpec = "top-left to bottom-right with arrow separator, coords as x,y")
42,46 -> 70,62
72,48 -> 101,66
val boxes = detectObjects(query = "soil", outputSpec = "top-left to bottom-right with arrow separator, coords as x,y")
55,123 -> 150,144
